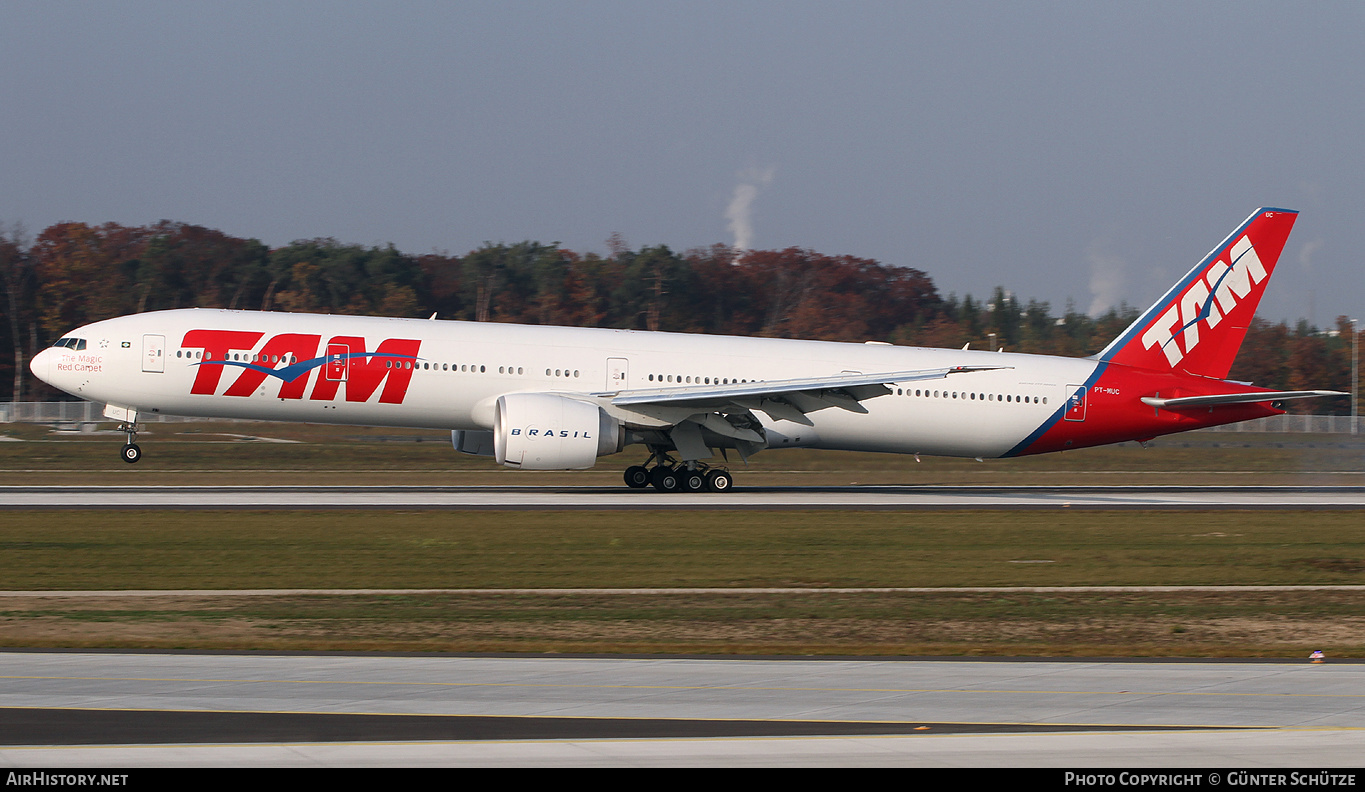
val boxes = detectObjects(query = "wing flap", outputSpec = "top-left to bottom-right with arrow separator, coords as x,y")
741,396 -> 814,425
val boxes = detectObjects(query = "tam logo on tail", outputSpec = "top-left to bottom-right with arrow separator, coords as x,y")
1099,209 -> 1297,379
1140,234 -> 1266,366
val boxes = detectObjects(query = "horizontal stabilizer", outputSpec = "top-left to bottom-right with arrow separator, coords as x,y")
1140,390 -> 1347,410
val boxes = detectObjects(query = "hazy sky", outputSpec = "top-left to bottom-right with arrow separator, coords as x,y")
3,1 -> 1362,327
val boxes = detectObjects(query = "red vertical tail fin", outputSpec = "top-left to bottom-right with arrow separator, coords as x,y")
1096,208 -> 1298,379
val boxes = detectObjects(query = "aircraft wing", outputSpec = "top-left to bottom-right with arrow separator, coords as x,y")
597,364 -> 1010,429
1140,390 -> 1347,410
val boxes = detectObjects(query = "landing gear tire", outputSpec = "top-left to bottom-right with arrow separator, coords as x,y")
705,469 -> 733,493
680,469 -> 707,492
625,464 -> 652,488
121,443 -> 142,464
650,465 -> 681,492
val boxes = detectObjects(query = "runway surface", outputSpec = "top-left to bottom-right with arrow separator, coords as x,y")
1,652 -> 1361,766
4,484 -> 1365,509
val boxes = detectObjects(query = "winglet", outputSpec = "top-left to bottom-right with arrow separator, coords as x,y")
1096,208 -> 1298,379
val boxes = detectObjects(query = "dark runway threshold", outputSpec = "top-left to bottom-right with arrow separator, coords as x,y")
0,708 -> 1212,745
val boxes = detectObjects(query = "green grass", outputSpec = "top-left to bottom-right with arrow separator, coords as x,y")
1,509 -> 1361,590
0,509 -> 1361,656
2,589 -> 1362,657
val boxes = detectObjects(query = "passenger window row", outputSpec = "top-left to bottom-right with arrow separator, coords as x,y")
647,374 -> 753,385
169,350 -> 563,379
893,387 -> 1046,405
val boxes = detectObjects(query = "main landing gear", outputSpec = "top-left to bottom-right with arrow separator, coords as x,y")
623,453 -> 733,493
117,422 -> 142,464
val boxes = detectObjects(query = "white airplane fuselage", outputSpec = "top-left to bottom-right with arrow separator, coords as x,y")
31,308 -> 1094,459
30,209 -> 1333,482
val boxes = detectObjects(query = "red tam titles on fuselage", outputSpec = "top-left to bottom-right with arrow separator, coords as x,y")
178,329 -> 421,404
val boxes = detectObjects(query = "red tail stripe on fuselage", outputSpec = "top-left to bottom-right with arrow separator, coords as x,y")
1007,362 -> 1283,457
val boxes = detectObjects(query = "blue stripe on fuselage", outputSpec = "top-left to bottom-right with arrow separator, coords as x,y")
193,352 -> 419,384
1000,362 -> 1109,457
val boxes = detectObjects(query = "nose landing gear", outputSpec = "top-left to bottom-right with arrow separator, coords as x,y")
117,422 -> 142,464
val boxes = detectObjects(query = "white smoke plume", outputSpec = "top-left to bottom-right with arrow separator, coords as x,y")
1298,238 -> 1323,271
726,166 -> 775,252
1086,239 -> 1127,316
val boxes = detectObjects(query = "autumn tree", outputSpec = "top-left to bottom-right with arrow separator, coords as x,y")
30,222 -> 151,340
268,240 -> 428,317
0,222 -> 34,400
135,221 -> 271,312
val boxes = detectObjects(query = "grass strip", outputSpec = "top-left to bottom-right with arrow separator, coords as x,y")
2,508 -> 1361,656
1,590 -> 1362,657
0,509 -> 1362,590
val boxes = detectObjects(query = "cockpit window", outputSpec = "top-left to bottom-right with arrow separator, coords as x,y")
51,338 -> 86,350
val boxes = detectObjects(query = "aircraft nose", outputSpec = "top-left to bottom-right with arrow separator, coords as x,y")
30,347 -> 54,386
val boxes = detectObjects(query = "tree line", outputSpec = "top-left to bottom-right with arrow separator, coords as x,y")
1,220 -> 1357,414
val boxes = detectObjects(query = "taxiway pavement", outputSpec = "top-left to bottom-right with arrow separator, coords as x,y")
4,484 -> 1365,509
0,652 -> 1361,766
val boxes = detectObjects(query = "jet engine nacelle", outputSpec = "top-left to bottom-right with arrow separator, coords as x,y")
493,393 -> 623,470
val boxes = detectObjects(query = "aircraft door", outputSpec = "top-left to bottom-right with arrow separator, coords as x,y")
141,334 -> 165,373
606,357 -> 628,391
1064,384 -> 1087,421
325,344 -> 349,381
